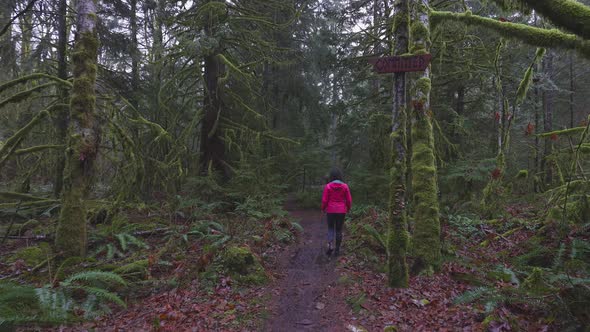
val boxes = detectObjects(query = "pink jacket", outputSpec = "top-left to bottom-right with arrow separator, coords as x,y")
321,180 -> 352,214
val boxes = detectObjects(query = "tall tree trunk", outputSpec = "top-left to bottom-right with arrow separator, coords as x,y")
542,52 -> 554,184
330,73 -> 339,166
569,52 -> 575,128
55,0 -> 99,258
130,0 -> 140,97
0,0 -> 17,80
199,0 -> 227,178
387,0 -> 410,288
19,4 -> 33,74
534,77 -> 540,192
410,0 -> 440,273
53,0 -> 69,198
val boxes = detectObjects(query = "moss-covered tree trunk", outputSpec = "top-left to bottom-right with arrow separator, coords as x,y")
409,0 -> 440,273
55,0 -> 99,258
388,0 -> 410,288
199,0 -> 228,178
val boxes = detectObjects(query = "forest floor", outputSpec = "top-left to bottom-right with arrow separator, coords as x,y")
2,199 -> 570,331
264,205 -> 481,332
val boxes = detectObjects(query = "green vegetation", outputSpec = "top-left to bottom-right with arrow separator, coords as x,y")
0,0 -> 589,329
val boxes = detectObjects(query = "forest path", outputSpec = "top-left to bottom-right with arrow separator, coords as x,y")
264,204 -> 342,331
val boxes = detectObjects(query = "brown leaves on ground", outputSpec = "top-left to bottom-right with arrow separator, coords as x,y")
322,259 -> 480,331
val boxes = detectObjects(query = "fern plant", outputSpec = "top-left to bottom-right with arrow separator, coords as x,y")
184,220 -> 230,248
0,270 -> 126,328
92,232 -> 149,260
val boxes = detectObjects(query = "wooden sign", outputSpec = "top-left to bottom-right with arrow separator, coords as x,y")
369,54 -> 432,73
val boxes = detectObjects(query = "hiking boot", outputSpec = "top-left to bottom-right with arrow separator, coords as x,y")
326,247 -> 333,256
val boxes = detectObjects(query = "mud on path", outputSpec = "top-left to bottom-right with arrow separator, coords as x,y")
265,207 -> 343,332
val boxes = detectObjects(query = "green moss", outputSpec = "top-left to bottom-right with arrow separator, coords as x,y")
9,243 -> 51,266
411,115 -> 441,270
516,169 -> 528,178
220,246 -> 267,285
410,21 -> 431,53
55,25 -> 99,259
518,0 -> 590,40
522,267 -> 552,295
414,77 -> 431,97
431,10 -> 590,59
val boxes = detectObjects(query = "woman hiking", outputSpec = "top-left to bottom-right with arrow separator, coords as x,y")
321,168 -> 352,256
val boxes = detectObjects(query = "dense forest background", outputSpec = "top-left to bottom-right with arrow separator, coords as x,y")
0,0 -> 589,330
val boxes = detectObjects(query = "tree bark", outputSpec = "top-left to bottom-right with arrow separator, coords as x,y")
0,0 -> 17,80
53,0 -> 69,198
55,0 -> 99,258
410,0 -> 440,273
199,0 -> 227,178
542,52 -> 554,184
387,0 -> 410,288
569,52 -> 575,128
130,0 -> 140,96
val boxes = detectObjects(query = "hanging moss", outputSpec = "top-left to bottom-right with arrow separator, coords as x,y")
516,48 -> 545,105
431,11 -> 590,59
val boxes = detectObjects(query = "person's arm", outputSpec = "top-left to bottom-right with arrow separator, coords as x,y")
346,185 -> 352,213
321,185 -> 329,212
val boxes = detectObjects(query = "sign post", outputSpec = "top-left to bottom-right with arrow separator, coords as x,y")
368,54 -> 432,74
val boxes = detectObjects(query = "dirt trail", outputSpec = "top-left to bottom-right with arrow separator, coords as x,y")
265,207 -> 341,332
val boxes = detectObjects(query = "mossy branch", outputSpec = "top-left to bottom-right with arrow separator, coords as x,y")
129,116 -> 172,142
0,109 -> 50,158
538,126 -> 586,138
517,0 -> 590,40
0,192 -> 50,202
0,200 -> 59,210
0,73 -> 72,94
431,11 -> 590,59
14,144 -> 64,155
516,48 -> 545,105
0,83 -> 58,109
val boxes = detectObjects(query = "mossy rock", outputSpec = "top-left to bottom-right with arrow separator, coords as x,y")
384,327 -> 398,332
9,243 -> 52,267
219,246 -> 267,285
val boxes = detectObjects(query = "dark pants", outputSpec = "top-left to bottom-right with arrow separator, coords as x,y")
327,213 -> 345,250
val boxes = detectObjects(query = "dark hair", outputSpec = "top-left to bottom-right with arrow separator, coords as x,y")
329,168 -> 343,182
